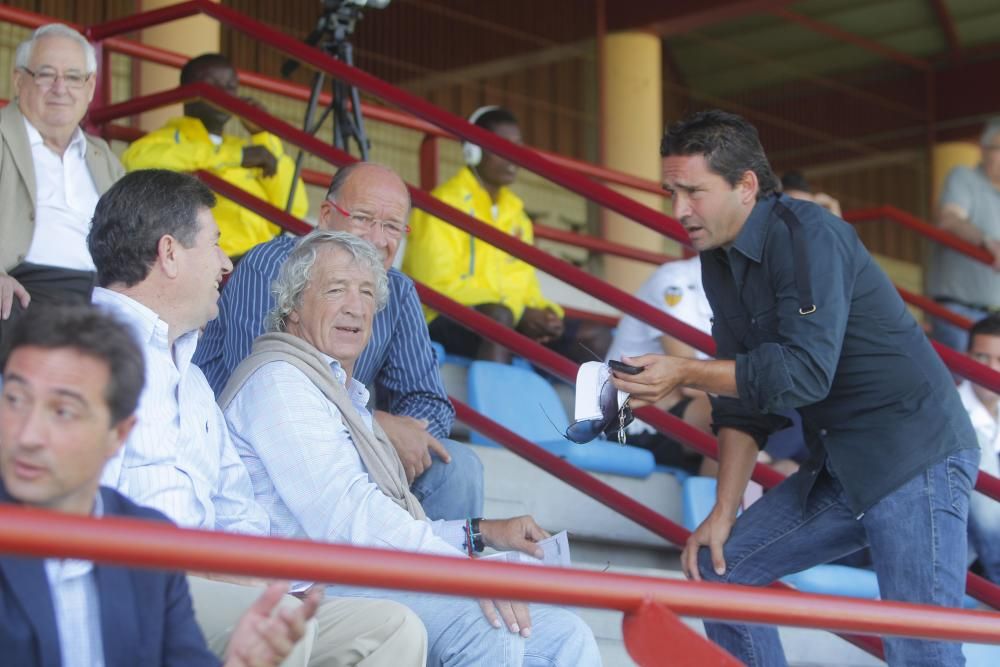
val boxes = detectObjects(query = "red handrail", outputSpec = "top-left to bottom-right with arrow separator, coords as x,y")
100,81 -> 1000,507
89,83 -> 718,359
845,206 -> 994,266
2,506 -> 999,646
2,2 -> 991,269
86,0 -> 692,247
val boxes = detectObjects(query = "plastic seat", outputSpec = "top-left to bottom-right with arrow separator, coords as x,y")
430,341 -> 446,366
465,360 -> 655,478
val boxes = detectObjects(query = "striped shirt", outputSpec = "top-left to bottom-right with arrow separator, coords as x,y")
94,287 -> 270,535
44,494 -> 105,667
194,235 -> 455,439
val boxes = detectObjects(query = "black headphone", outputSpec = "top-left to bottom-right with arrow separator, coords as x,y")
462,105 -> 500,167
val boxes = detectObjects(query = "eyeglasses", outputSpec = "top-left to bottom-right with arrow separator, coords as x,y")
19,66 -> 92,90
328,200 -> 409,239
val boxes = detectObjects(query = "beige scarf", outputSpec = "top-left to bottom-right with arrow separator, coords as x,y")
219,332 -> 426,521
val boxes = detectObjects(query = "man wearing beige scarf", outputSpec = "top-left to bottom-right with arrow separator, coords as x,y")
222,230 -> 600,667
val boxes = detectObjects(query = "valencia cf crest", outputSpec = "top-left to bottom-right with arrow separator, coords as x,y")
664,286 -> 683,307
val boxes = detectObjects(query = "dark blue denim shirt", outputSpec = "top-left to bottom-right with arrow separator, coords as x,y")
704,194 -> 977,514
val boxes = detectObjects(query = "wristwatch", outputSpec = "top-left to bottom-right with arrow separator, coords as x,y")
467,517 -> 485,553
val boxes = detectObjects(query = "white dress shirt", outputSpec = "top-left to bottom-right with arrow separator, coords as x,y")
958,380 -> 1000,476
224,356 -> 466,558
44,493 -> 105,667
22,117 -> 100,271
94,287 -> 269,535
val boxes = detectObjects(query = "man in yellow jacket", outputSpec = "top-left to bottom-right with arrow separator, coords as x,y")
403,106 -> 609,364
122,53 -> 307,259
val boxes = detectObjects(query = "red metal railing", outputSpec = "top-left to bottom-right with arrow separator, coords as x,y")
89,83 -> 1000,402
4,506 -> 1000,652
1,2 -> 990,273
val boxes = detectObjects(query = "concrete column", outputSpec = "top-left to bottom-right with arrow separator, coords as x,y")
931,141 -> 980,206
137,0 -> 221,130
600,32 -> 665,296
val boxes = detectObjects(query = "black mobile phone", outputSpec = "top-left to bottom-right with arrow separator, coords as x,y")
608,360 -> 643,375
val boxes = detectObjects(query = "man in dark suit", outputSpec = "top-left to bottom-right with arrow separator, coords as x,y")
0,304 -> 319,666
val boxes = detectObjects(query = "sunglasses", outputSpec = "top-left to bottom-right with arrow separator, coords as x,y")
563,372 -> 634,444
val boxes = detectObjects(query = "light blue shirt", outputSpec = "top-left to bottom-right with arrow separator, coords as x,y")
44,494 -> 105,667
224,354 -> 467,561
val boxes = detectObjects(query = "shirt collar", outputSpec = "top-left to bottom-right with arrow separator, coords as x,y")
22,115 -> 88,159
91,287 -> 200,370
958,380 -> 999,433
319,351 -> 371,407
728,193 -> 783,263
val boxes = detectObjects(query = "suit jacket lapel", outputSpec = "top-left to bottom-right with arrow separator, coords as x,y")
0,104 -> 37,211
94,489 -> 140,667
84,137 -> 114,194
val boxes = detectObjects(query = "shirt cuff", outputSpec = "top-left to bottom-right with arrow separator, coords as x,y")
432,519 -> 471,554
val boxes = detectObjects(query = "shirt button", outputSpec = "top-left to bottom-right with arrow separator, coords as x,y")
819,428 -> 828,436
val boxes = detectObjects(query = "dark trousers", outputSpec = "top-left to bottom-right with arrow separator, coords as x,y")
0,262 -> 96,363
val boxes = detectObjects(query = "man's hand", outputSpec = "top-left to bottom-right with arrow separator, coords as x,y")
0,274 -> 29,320
242,145 -> 278,178
609,353 -> 686,407
480,515 -> 549,559
681,507 -> 736,582
985,238 -> 1000,271
240,96 -> 271,136
224,583 -> 321,667
517,307 -> 564,344
478,598 -> 533,638
375,411 -> 451,484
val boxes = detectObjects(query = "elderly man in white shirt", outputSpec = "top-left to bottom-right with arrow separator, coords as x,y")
960,314 -> 1000,583
221,230 -> 601,667
88,169 -> 427,667
0,23 -> 125,359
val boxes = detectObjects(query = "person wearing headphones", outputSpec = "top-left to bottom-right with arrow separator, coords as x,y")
403,106 -> 610,364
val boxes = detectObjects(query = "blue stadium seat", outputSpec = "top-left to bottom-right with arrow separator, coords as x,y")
465,361 -> 655,478
430,341 -> 446,366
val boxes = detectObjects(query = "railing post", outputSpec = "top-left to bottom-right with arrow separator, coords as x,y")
84,40 -> 112,138
622,599 -> 742,666
419,134 -> 439,192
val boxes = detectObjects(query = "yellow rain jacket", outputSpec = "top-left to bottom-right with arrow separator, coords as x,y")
121,116 -> 308,257
403,167 -> 563,324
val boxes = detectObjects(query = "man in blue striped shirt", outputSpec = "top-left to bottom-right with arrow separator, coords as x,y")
194,163 -> 482,521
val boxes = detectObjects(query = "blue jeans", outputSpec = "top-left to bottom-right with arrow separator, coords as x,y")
410,439 -> 484,521
969,488 -> 1000,584
698,449 -> 978,667
931,301 -> 989,352
326,586 -> 601,667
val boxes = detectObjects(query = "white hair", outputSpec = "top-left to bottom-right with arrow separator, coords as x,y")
267,230 -> 389,333
15,24 -> 97,74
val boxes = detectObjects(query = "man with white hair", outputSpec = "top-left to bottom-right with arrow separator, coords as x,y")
221,230 -> 601,667
929,117 -> 1000,350
0,23 -> 124,360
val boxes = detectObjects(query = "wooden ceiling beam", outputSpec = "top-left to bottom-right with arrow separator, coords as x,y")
768,7 -> 931,73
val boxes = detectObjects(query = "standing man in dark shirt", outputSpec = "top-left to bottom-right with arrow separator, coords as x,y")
612,110 -> 979,667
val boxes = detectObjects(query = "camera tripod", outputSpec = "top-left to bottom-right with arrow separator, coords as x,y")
284,1 -> 372,212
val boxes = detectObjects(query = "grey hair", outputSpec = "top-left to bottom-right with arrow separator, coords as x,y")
981,117 -> 1000,148
15,24 -> 98,74
267,230 -> 389,333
